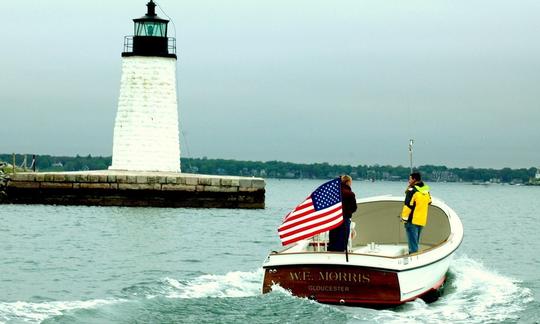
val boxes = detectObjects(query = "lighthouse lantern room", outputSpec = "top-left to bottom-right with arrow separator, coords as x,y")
122,0 -> 176,58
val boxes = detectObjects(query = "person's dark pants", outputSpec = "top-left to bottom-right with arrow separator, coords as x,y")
405,222 -> 423,253
328,218 -> 350,251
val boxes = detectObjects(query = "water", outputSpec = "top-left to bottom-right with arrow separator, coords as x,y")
1,179 -> 539,323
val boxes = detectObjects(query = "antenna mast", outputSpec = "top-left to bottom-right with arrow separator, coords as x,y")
408,139 -> 414,173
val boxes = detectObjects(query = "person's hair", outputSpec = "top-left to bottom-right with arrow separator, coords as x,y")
410,172 -> 421,181
341,175 -> 352,184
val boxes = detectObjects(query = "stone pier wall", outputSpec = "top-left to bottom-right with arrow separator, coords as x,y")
0,171 -> 8,202
3,170 -> 265,209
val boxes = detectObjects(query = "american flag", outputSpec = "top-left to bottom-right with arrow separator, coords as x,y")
278,178 -> 343,246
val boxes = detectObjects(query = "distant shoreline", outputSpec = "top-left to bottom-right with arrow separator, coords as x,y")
1,153 -> 538,185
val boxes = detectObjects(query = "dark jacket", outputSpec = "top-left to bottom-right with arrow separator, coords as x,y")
341,183 -> 357,219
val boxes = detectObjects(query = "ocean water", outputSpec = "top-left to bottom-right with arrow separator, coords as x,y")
0,179 -> 539,323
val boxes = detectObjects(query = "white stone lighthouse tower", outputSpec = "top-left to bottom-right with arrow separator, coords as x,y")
110,0 -> 180,172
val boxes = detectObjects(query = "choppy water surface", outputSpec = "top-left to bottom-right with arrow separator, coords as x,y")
1,180 -> 539,323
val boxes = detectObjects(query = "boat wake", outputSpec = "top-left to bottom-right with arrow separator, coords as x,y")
162,269 -> 264,299
0,299 -> 121,324
0,258 -> 531,323
0,270 -> 265,323
346,255 -> 534,323
157,257 -> 533,322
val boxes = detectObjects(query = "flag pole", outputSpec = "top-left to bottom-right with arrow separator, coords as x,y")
345,222 -> 349,262
340,176 -> 349,262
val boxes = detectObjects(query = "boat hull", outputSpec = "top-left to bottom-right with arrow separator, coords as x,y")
262,258 -> 448,307
263,264 -> 401,306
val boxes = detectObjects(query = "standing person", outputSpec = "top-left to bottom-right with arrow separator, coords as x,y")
401,172 -> 431,254
328,175 -> 357,252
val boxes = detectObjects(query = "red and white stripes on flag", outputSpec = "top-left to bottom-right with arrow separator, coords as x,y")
278,178 -> 344,246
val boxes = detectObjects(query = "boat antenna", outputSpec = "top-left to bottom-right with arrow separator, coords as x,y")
408,139 -> 414,174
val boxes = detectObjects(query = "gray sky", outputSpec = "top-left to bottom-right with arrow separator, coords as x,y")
1,1 -> 539,169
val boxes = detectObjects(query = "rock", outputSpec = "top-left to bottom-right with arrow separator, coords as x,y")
0,171 -> 8,200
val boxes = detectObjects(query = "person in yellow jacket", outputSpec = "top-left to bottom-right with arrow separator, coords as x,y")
401,172 -> 431,254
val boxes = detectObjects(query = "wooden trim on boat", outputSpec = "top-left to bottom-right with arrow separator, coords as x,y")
262,264 -> 401,306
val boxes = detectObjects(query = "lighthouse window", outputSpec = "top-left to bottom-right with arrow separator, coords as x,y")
135,22 -> 166,37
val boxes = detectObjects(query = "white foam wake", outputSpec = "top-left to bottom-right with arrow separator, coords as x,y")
164,269 -> 264,299
436,256 -> 533,322
350,255 -> 533,324
0,299 -> 121,324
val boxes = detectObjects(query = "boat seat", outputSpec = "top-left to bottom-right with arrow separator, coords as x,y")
309,241 -> 327,248
284,239 -> 310,253
353,244 -> 408,257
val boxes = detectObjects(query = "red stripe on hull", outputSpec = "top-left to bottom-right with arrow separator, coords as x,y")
262,265 -> 401,307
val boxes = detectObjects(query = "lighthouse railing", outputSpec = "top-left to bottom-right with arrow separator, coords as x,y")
122,36 -> 176,55
123,36 -> 134,52
167,38 -> 176,55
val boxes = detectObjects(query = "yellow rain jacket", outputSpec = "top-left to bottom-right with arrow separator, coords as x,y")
401,182 -> 431,226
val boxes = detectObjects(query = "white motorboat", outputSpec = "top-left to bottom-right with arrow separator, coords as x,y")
262,195 -> 463,307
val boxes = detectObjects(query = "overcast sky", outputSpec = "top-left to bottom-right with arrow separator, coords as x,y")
1,1 -> 539,168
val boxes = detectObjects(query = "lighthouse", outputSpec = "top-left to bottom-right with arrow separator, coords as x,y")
110,0 -> 180,172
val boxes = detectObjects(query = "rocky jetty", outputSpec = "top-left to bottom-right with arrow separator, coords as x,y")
0,170 -> 8,202
3,170 -> 265,208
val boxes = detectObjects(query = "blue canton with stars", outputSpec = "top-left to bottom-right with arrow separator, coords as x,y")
311,178 -> 342,211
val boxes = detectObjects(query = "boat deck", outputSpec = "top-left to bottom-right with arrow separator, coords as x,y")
286,241 -> 434,257
353,243 -> 408,257
277,198 -> 453,258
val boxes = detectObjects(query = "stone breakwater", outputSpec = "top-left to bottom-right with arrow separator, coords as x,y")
3,170 -> 265,209
0,171 -> 8,202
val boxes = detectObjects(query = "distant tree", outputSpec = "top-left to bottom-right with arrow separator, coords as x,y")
0,153 -> 537,183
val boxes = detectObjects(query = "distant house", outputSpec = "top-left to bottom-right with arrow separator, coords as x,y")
217,168 -> 226,175
284,172 -> 296,178
510,178 -> 524,185
528,168 -> 540,185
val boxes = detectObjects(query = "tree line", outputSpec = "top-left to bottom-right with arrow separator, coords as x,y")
1,153 -> 537,184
